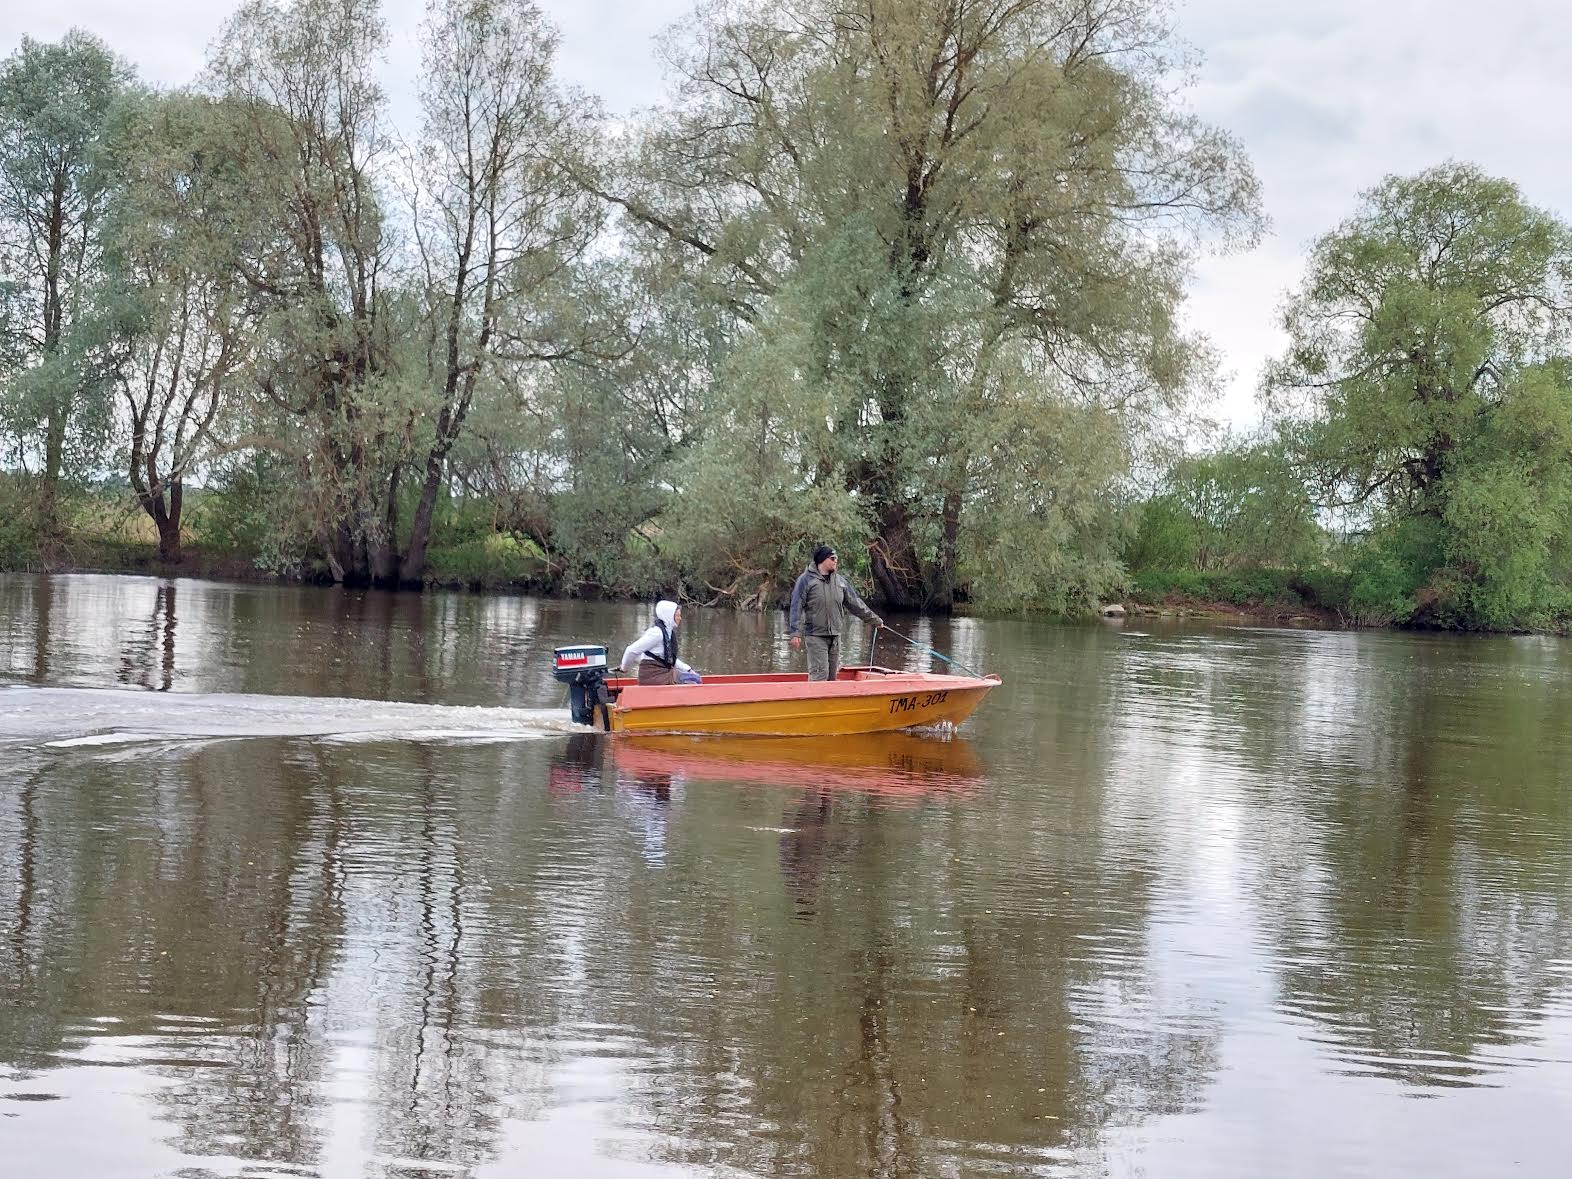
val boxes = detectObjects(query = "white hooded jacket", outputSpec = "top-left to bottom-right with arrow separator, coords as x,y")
619,600 -> 693,675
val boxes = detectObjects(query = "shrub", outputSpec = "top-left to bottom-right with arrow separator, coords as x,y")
426,533 -> 547,589
0,474 -> 46,571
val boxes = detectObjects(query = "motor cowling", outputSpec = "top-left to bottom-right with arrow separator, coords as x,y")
553,644 -> 611,728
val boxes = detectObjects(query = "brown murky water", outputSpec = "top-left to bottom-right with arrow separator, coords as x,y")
3,573 -> 1572,1177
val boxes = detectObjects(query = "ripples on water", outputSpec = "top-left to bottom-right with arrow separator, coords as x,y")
4,575 -> 1572,1177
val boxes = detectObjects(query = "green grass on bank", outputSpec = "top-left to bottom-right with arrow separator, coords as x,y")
1125,567 -> 1351,616
4,475 -> 1563,630
0,475 -> 551,590
424,533 -> 548,590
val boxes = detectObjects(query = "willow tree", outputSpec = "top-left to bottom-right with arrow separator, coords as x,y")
1125,441 -> 1322,573
1268,164 -> 1572,628
0,31 -> 133,519
402,0 -> 608,586
605,0 -> 1260,609
102,93 -> 261,562
447,257 -> 718,595
205,0 -> 400,585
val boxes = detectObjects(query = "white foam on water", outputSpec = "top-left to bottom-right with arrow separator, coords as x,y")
315,729 -> 533,746
44,732 -> 169,749
1,685 -> 586,750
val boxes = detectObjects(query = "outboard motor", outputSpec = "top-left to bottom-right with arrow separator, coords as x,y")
553,644 -> 611,729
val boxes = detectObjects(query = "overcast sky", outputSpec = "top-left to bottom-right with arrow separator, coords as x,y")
4,0 -> 1568,430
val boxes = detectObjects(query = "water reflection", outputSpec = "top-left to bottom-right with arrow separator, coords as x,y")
1106,625 -> 1572,1097
778,787 -> 835,917
2,732 -> 1223,1176
6,575 -> 1572,1177
612,731 -> 984,799
0,740 -> 349,1166
1252,639 -> 1572,1090
546,730 -> 984,890
547,732 -> 605,794
115,580 -> 178,691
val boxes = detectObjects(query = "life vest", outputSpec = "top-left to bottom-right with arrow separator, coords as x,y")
649,618 -> 679,668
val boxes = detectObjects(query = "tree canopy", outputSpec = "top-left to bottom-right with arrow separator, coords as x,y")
48,7 -> 1572,631
0,30 -> 133,517
1268,163 -> 1572,627
606,0 -> 1262,609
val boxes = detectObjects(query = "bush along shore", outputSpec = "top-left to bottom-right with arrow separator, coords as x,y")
0,479 -> 1513,634
0,481 -> 554,594
1121,569 -> 1347,628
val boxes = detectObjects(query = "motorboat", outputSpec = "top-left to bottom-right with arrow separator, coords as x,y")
552,645 -> 999,736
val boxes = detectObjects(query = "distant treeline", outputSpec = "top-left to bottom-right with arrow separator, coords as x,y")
3,3 -> 1571,629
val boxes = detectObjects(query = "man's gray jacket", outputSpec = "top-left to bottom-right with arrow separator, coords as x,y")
788,565 -> 881,638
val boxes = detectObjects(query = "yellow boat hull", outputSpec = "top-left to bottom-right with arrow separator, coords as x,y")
604,668 -> 999,737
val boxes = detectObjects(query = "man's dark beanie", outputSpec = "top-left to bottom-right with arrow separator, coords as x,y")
811,545 -> 836,565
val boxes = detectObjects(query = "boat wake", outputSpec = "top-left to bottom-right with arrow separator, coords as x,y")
0,685 -> 583,750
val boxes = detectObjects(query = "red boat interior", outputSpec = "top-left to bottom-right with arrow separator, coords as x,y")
605,665 -> 919,692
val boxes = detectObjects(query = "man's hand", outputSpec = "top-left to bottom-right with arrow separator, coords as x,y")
790,635 -> 802,650
872,617 -> 885,630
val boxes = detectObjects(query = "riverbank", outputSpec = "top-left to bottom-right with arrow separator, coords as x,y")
1121,568 -> 1572,634
7,512 -> 1545,636
0,484 -> 552,593
6,537 -> 556,594
13,547 -> 1572,639
1123,596 -> 1342,627
10,540 -> 1348,631
0,479 -> 552,594
1122,567 -> 1348,629
9,536 -> 291,585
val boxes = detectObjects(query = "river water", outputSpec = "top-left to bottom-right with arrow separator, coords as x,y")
2,573 -> 1571,1177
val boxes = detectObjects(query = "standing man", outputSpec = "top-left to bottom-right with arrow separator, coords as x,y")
788,546 -> 884,682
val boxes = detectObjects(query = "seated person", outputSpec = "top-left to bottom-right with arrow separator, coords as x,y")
619,600 -> 701,685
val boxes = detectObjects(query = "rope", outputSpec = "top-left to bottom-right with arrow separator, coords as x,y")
878,626 -> 988,679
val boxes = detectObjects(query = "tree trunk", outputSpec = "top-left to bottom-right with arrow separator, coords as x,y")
156,481 -> 183,563
39,174 -> 68,528
399,456 -> 446,589
366,500 -> 398,586
328,521 -> 359,585
924,489 -> 963,610
368,465 -> 402,587
41,405 -> 67,531
868,496 -> 929,610
134,478 -> 184,564
368,545 -> 399,587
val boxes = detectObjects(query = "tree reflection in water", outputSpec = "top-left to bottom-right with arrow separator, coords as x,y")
779,789 -> 836,919
1108,626 -> 1572,1093
8,578 -> 1572,1176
